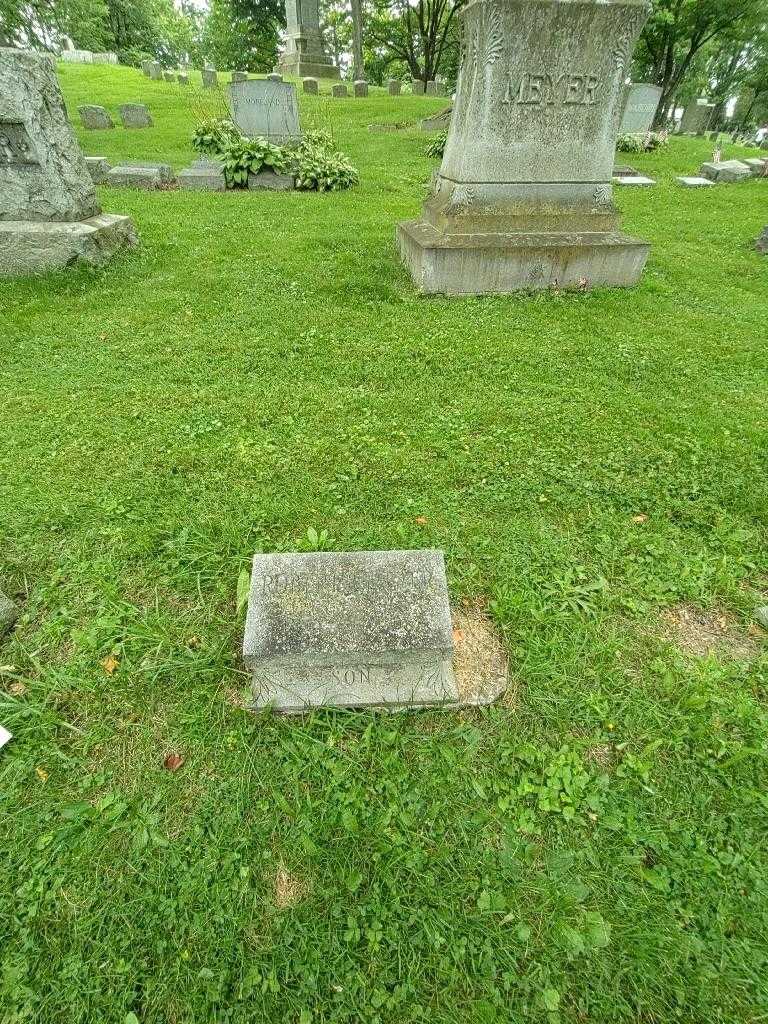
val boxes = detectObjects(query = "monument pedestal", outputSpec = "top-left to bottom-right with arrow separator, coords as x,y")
276,16 -> 339,80
0,214 -> 137,276
397,0 -> 651,295
397,221 -> 649,294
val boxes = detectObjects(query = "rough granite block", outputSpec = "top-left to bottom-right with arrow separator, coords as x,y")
756,227 -> 768,254
243,550 -> 457,712
354,79 -> 368,97
388,79 -> 401,96
178,166 -> 226,191
118,103 -> 152,128
0,591 -> 18,635
85,156 -> 110,183
0,214 -> 137,276
700,160 -> 751,183
332,84 -> 348,98
247,170 -> 294,191
676,176 -> 714,187
79,104 -> 113,129
303,77 -> 319,94
743,158 -> 767,175
107,165 -> 166,188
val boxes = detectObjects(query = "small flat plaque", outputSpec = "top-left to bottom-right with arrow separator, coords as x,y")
243,549 -> 457,712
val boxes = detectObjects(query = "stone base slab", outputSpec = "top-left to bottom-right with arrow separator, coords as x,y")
0,214 -> 137,276
396,220 -> 649,295
277,56 -> 339,79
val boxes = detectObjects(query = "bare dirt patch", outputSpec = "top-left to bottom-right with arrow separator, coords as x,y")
660,603 -> 761,659
273,865 -> 306,910
452,600 -> 513,707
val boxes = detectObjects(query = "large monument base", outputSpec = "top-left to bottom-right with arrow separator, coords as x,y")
0,214 -> 137,277
277,54 -> 339,80
397,221 -> 649,294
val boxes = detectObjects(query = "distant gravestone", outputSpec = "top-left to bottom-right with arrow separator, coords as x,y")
85,156 -> 110,182
676,176 -> 714,187
743,157 -> 768,175
202,68 -> 218,88
756,226 -> 768,253
420,106 -> 451,131
679,99 -> 714,134
119,103 -> 152,128
60,50 -> 93,63
229,79 -> 300,143
92,52 -> 118,64
177,72 -> 189,85
699,159 -> 751,183
141,59 -> 151,76
332,83 -> 347,98
243,550 -> 457,713
148,61 -> 162,81
267,72 -> 282,82
354,80 -> 368,97
303,77 -> 318,94
0,47 -> 136,276
619,83 -> 662,134
231,71 -> 248,83
411,79 -> 425,95
425,80 -> 437,96
388,79 -> 401,96
163,70 -> 175,83
79,104 -> 113,129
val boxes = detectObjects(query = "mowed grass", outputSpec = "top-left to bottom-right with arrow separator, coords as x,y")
1,62 -> 768,1024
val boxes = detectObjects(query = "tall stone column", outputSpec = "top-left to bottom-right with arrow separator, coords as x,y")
397,0 -> 651,294
277,0 -> 340,80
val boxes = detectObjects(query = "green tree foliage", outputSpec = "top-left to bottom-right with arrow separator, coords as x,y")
635,0 -> 768,125
201,0 -> 283,72
366,0 -> 463,85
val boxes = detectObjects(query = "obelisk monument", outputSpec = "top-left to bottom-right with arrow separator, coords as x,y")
277,0 -> 339,80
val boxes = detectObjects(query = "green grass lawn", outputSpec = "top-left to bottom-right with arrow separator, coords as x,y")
1,62 -> 768,1024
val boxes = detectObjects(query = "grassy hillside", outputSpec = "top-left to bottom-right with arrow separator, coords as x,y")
1,61 -> 767,1024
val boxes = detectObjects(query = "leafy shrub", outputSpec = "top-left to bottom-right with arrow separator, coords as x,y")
219,137 -> 287,187
192,118 -> 241,157
426,129 -> 448,158
190,123 -> 358,192
287,134 -> 359,192
616,130 -> 669,153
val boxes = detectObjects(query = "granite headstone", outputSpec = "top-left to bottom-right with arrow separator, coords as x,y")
229,79 -> 301,143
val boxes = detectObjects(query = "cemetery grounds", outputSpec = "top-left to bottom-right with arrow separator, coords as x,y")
1,62 -> 767,1024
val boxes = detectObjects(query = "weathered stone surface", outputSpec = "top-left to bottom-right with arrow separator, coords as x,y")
148,61 -> 162,80
230,79 -> 301,143
79,104 -> 114,129
612,174 -> 655,186
118,103 -> 152,128
332,84 -> 348,98
756,227 -> 768,255
247,169 -> 294,190
420,106 -> 452,131
302,77 -> 319,94
613,164 -> 639,176
354,79 -> 368,97
0,591 -> 18,635
163,70 -> 175,83
92,52 -> 118,64
743,157 -> 768,175
425,80 -> 437,95
243,550 -> 457,712
699,159 -> 751,183
397,0 -> 651,294
679,99 -> 714,134
107,162 -> 172,188
231,71 -> 248,83
177,72 -> 189,85
676,176 -> 714,187
388,79 -> 401,96
60,49 -> 93,63
178,165 -> 226,190
1,48 -> 100,223
85,156 -> 110,183
141,59 -> 151,76
202,68 -> 218,88
619,82 -> 661,134
267,72 -> 282,82
277,0 -> 339,79
411,78 -> 425,95
0,214 -> 137,276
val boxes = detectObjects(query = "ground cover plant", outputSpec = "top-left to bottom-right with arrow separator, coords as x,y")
1,63 -> 767,1024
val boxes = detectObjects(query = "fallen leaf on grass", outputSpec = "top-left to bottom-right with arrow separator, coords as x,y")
415,516 -> 428,525
632,514 -> 648,523
163,753 -> 185,772
8,682 -> 26,696
35,766 -> 49,782
101,654 -> 119,675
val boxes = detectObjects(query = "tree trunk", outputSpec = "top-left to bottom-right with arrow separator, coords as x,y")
350,0 -> 364,80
